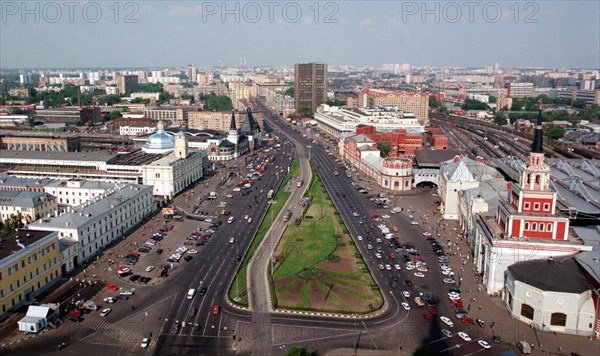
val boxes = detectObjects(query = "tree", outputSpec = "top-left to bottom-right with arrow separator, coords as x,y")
494,110 -> 508,126
107,110 -> 122,120
428,94 -> 440,108
200,94 -> 233,111
461,98 -> 489,111
284,86 -> 294,97
377,141 -> 393,158
326,99 -> 346,106
547,125 -> 566,140
286,346 -> 310,356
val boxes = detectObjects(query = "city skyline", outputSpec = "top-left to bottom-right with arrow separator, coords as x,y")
1,1 -> 598,69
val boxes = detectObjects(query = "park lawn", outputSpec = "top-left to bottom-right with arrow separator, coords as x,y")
228,158 -> 299,306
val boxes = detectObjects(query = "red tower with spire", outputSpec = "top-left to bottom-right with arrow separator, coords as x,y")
497,100 -> 570,240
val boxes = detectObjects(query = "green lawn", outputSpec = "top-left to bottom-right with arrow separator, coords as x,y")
228,158 -> 299,306
273,171 -> 383,314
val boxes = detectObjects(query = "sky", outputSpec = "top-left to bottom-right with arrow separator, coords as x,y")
1,1 -> 599,69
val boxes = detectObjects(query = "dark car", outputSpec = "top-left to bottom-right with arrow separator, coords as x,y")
171,323 -> 180,334
184,255 -> 193,262
189,307 -> 197,317
404,279 -> 413,286
69,316 -> 84,323
235,255 -> 242,262
156,249 -> 163,255
138,247 -> 150,253
129,274 -> 140,282
199,287 -> 208,296
116,295 -> 129,301
139,276 -> 152,283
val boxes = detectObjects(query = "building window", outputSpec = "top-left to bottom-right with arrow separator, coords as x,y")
521,304 -> 534,320
548,223 -> 553,232
550,312 -> 566,326
539,224 -> 544,232
534,203 -> 540,210
532,223 -> 537,231
523,202 -> 530,210
524,222 -> 530,230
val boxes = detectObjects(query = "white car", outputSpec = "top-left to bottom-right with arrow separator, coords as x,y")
413,272 -> 425,278
458,332 -> 471,341
382,215 -> 390,219
103,297 -> 115,303
367,244 -> 373,250
244,215 -> 249,220
100,308 -> 111,317
478,340 -> 491,349
226,194 -> 233,198
405,265 -> 416,271
443,278 -> 456,284
188,249 -> 198,254
229,237 -> 235,244
146,265 -> 155,272
375,253 -> 382,259
357,235 -> 363,241
378,264 -> 385,270
442,270 -> 455,276
352,212 -> 359,217
440,264 -> 451,270
410,221 -> 419,225
440,316 -> 454,327
120,290 -> 134,296
204,218 -> 213,222
247,218 -> 252,223
141,337 -> 150,348
417,266 -> 428,272
422,232 -> 432,236
385,264 -> 392,271
402,291 -> 411,298
441,329 -> 453,338
448,292 -> 461,299
375,238 -> 382,243
393,264 -> 402,271
232,187 -> 241,192
401,302 -> 410,310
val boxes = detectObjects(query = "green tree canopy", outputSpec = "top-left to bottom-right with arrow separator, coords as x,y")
461,98 -> 489,111
107,110 -> 122,120
200,94 -> 233,111
285,346 -> 310,356
429,94 -> 440,108
547,125 -> 566,140
377,141 -> 393,158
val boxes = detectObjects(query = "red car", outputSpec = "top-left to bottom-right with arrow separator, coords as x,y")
388,252 -> 396,259
106,283 -> 119,291
69,310 -> 82,317
164,225 -> 173,231
463,317 -> 475,324
126,253 -> 140,258
213,305 -> 220,315
427,306 -> 438,315
423,314 -> 434,322
451,299 -> 464,308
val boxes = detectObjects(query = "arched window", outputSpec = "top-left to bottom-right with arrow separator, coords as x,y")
521,304 -> 534,320
550,312 -> 566,326
547,223 -> 553,232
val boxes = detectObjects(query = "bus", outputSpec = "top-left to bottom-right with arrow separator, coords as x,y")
283,210 -> 292,222
267,189 -> 274,199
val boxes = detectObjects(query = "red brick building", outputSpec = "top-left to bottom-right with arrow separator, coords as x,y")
355,125 -> 423,157
428,127 -> 449,150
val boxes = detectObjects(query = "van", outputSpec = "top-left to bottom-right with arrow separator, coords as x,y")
187,288 -> 196,299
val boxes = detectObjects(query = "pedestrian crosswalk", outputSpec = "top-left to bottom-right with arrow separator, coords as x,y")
87,320 -> 142,345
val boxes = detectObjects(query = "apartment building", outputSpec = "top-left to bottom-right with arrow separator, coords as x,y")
0,229 -> 61,320
0,190 -> 57,225
361,88 -> 429,124
294,62 -> 328,114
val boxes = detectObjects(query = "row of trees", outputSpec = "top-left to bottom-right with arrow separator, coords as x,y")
200,94 -> 233,111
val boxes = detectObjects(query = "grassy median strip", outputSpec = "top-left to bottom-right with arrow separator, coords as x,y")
272,171 -> 383,314
228,158 -> 300,306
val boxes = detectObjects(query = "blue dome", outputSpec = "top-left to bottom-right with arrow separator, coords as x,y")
143,122 -> 175,153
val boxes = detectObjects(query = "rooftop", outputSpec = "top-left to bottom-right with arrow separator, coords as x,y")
0,150 -> 115,163
508,256 -> 590,294
0,229 -> 57,261
414,149 -> 462,167
0,190 -> 55,208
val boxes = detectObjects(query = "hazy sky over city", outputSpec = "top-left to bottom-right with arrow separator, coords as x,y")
1,1 -> 598,69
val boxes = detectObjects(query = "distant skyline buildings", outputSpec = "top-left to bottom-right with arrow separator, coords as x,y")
0,1 -> 597,69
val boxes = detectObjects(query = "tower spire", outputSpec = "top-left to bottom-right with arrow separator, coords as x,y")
230,110 -> 237,130
531,99 -> 544,153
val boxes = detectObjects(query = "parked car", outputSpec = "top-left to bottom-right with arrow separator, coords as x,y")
141,337 -> 150,348
100,308 -> 112,317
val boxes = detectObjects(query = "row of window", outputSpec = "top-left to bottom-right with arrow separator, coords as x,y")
1,243 -> 57,279
520,304 -> 567,327
523,222 -> 553,232
0,272 -> 58,313
1,269 -> 57,300
523,202 -> 550,211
